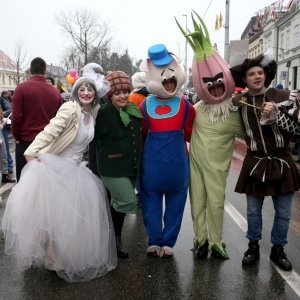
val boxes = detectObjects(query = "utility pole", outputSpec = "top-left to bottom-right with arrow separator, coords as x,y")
224,0 -> 230,63
182,14 -> 188,91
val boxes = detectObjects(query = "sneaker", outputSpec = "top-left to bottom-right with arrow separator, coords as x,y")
160,246 -> 173,258
146,245 -> 160,257
1,173 -> 16,183
242,241 -> 260,266
195,240 -> 209,259
270,245 -> 292,271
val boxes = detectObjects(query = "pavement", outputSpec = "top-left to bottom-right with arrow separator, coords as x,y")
1,138 -> 300,299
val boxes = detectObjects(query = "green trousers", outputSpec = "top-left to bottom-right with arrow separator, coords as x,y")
189,102 -> 244,248
101,176 -> 137,214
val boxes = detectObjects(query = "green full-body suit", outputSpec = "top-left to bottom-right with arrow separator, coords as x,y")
176,10 -> 245,257
189,100 -> 244,250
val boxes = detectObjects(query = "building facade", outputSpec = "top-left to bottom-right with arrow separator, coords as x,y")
238,0 -> 300,89
0,50 -> 24,92
275,3 -> 300,89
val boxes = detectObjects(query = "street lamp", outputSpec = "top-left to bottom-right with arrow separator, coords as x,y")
182,14 -> 188,92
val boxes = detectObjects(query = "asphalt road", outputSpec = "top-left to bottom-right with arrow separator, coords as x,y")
1,141 -> 300,300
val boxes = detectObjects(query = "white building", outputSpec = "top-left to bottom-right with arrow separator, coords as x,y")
275,3 -> 300,89
0,50 -> 25,92
239,0 -> 300,89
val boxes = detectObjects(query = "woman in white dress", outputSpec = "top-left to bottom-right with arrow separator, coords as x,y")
1,74 -> 117,282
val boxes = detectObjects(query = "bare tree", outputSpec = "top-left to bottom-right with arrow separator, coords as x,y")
14,41 -> 27,84
60,46 -> 82,74
7,40 -> 27,85
56,8 -> 111,68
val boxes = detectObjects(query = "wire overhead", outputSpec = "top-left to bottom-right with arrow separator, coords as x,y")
203,0 -> 213,19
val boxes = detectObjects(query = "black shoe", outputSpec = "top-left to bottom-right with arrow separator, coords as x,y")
116,235 -> 128,258
117,249 -> 129,258
195,240 -> 209,259
270,245 -> 292,271
242,241 -> 260,266
1,173 -> 16,183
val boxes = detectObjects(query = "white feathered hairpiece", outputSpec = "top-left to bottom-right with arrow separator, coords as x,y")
82,66 -> 110,98
260,49 -> 275,67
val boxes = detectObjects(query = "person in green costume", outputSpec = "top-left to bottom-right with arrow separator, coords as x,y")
176,11 -> 244,259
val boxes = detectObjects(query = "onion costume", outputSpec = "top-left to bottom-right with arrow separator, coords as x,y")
139,44 -> 195,257
176,11 -> 244,259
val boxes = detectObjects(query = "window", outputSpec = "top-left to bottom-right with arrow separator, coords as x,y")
293,24 -> 300,48
286,30 -> 290,51
280,32 -> 284,50
264,32 -> 272,52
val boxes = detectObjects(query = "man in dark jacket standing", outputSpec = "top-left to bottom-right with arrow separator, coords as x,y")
12,57 -> 62,181
230,53 -> 300,271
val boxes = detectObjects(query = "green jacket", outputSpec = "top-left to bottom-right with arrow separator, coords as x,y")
95,102 -> 142,177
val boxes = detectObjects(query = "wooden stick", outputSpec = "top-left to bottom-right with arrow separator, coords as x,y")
239,100 -> 261,110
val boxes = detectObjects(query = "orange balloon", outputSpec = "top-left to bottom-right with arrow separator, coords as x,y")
66,74 -> 75,85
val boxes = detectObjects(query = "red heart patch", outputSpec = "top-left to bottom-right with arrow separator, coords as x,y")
155,104 -> 171,115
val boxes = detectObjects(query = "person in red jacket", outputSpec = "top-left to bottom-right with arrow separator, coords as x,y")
12,57 -> 62,181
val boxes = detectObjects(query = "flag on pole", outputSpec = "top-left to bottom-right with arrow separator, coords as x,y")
215,12 -> 223,31
215,14 -> 219,30
219,12 -> 223,28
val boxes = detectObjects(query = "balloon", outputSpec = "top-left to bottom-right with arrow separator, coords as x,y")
66,74 -> 75,85
69,68 -> 77,77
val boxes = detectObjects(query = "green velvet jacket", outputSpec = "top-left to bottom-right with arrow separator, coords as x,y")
95,102 -> 142,178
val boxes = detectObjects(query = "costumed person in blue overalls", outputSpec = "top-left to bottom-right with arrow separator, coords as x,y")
139,44 -> 195,258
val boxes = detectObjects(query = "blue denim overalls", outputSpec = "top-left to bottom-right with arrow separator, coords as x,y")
140,97 -> 190,247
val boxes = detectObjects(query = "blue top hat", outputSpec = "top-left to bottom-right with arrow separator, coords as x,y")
148,44 -> 173,67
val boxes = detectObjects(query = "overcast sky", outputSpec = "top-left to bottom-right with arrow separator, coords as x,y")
1,0 -> 277,70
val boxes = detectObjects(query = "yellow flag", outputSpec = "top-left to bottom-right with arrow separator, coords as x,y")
219,12 -> 223,28
215,12 -> 223,31
215,14 -> 220,30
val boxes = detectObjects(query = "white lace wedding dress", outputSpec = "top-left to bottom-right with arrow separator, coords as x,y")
2,113 -> 117,282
